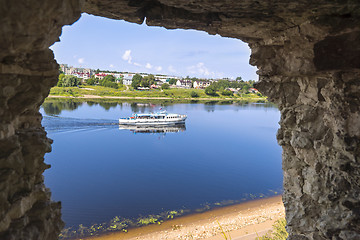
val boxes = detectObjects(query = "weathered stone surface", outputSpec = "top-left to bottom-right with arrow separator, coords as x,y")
258,72 -> 360,239
0,0 -> 360,239
0,1 -> 81,239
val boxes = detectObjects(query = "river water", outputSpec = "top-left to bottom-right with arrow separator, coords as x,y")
40,100 -> 282,238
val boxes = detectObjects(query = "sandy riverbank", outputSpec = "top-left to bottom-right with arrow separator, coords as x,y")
82,196 -> 284,240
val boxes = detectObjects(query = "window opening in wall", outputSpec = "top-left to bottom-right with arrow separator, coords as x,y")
42,13 -> 283,239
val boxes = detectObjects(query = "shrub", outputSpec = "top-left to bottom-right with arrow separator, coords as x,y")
161,83 -> 170,89
190,91 -> 199,98
221,89 -> 233,96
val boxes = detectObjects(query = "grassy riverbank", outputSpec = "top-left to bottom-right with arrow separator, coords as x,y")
48,86 -> 267,101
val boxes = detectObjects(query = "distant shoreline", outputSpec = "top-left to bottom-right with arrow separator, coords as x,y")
82,195 -> 284,240
47,85 -> 268,102
47,94 -> 267,102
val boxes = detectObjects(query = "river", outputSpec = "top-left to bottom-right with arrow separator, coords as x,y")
40,99 -> 282,238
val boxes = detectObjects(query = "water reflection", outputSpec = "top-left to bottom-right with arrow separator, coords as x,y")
119,124 -> 186,134
98,102 -> 118,110
42,101 -> 83,115
42,99 -> 277,116
130,102 -> 158,113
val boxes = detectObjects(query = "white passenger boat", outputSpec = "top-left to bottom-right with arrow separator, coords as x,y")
119,110 -> 187,125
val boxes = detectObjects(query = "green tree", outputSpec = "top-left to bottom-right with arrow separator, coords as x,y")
57,73 -> 65,87
214,80 -> 231,90
168,78 -> 176,85
161,83 -> 170,89
103,75 -> 116,82
248,80 -> 255,87
86,77 -> 96,85
241,84 -> 250,93
236,76 -> 243,82
95,69 -> 100,74
205,85 -> 217,96
99,77 -> 118,89
63,75 -> 79,87
141,74 -> 155,87
131,74 -> 142,89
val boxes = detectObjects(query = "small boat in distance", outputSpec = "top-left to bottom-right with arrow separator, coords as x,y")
119,110 -> 187,126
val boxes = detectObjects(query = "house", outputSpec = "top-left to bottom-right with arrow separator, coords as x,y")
155,75 -> 180,83
193,80 -> 211,89
176,79 -> 192,88
73,72 -> 91,81
123,76 -> 133,85
249,88 -> 259,93
150,84 -> 160,89
154,79 -> 163,85
63,66 -> 93,78
226,88 -> 241,94
94,73 -> 107,80
155,75 -> 169,83
137,87 -> 150,91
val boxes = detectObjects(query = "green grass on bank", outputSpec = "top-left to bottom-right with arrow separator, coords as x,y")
49,85 -> 267,101
256,218 -> 288,240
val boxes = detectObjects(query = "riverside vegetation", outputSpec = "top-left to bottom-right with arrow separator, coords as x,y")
57,191 -> 281,239
256,218 -> 288,240
49,86 -> 265,100
52,73 -> 266,101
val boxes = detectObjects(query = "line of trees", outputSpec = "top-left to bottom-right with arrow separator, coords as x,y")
86,75 -> 123,89
204,79 -> 256,96
56,74 -> 123,89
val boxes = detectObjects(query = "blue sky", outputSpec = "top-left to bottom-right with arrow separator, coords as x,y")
51,13 -> 258,80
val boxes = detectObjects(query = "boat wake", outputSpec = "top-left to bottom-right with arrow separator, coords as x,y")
42,116 -> 118,133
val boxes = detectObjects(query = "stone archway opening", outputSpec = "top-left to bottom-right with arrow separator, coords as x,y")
1,1 -> 359,239
43,12 -> 282,239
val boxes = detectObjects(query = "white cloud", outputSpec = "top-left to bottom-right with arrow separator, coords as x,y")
187,62 -> 210,76
168,65 -> 177,73
187,62 -> 225,78
109,64 -> 114,68
133,62 -> 142,67
78,58 -> 85,64
122,50 -> 132,64
145,63 -> 153,69
155,66 -> 162,72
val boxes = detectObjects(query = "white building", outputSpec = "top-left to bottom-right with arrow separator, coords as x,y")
176,80 -> 192,88
60,64 -> 93,80
193,80 -> 211,89
123,76 -> 133,85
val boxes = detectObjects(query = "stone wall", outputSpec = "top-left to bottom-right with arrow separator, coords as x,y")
0,1 -> 81,239
0,0 -> 359,239
253,21 -> 360,239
